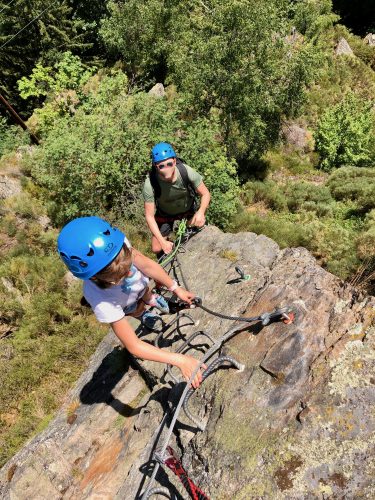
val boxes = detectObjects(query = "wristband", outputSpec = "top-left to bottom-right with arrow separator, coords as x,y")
168,280 -> 179,292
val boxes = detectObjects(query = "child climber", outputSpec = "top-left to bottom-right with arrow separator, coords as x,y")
57,216 -> 205,388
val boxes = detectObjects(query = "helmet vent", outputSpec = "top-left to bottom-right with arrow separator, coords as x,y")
70,256 -> 81,260
103,229 -> 111,236
79,261 -> 88,268
87,248 -> 94,256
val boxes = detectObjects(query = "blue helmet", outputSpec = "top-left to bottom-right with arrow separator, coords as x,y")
57,216 -> 125,280
151,142 -> 176,164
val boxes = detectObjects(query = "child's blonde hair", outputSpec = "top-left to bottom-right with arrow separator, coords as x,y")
93,244 -> 132,288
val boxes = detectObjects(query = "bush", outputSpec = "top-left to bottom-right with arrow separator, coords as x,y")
327,166 -> 375,211
241,180 -> 287,212
228,211 -> 311,249
284,181 -> 334,216
315,93 -> 374,171
0,118 -> 29,160
0,216 -> 107,467
27,86 -> 239,228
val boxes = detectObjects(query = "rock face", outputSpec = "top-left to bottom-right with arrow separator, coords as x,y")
281,120 -> 313,152
1,226 -> 374,499
335,37 -> 354,56
364,33 -> 375,46
0,175 -> 21,199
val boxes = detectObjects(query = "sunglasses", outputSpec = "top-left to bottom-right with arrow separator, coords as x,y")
156,160 -> 174,170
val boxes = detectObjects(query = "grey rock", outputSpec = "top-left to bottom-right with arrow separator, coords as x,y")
0,175 -> 21,199
148,83 -> 166,98
1,225 -> 374,499
281,120 -> 313,152
364,33 -> 375,46
335,37 -> 354,56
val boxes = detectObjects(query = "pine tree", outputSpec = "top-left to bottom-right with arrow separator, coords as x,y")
0,0 -> 90,114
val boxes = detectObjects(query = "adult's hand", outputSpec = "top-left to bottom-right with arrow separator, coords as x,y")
190,210 -> 205,227
161,239 -> 174,254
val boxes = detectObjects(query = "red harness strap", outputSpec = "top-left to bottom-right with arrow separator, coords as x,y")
163,446 -> 210,500
155,210 -> 194,225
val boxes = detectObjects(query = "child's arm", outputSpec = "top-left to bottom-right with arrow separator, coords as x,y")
111,318 -> 206,388
132,248 -> 195,304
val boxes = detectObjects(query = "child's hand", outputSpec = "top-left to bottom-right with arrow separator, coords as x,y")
161,239 -> 174,254
175,287 -> 195,304
177,355 -> 207,389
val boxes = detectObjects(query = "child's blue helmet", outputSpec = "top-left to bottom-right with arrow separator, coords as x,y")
151,142 -> 176,164
57,216 -> 125,280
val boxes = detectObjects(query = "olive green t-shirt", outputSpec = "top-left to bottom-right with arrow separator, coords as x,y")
142,164 -> 203,216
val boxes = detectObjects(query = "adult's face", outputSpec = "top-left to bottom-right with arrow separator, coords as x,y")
155,157 -> 176,182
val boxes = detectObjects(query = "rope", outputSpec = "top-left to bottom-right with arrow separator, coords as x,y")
193,298 -> 293,325
159,219 -> 188,268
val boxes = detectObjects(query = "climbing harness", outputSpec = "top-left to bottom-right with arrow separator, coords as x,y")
140,224 -> 295,499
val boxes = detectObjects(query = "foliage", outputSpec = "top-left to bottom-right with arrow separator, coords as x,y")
17,52 -> 94,99
0,0 -> 91,112
315,92 -> 374,170
284,181 -> 334,216
100,0 -> 321,165
327,166 -> 375,211
26,85 -> 239,228
356,209 -> 375,259
100,0 -> 165,79
229,206 -> 360,279
165,0 -> 319,164
0,200 -> 107,467
290,0 -> 339,40
241,180 -> 287,212
0,118 -> 28,159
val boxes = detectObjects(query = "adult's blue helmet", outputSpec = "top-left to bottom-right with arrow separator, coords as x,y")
57,216 -> 125,280
151,142 -> 176,164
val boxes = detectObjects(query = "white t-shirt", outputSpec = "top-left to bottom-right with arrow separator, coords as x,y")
83,237 -> 149,323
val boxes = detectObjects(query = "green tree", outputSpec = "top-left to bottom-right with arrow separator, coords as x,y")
0,0 -> 90,112
26,85 -> 239,228
164,0 -> 318,165
17,52 -> 94,99
315,93 -> 374,171
100,0 -> 166,80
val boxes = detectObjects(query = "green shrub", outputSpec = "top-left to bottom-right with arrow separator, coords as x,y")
315,92 -> 374,171
229,206 -> 361,280
18,52 -> 94,100
27,87 -> 239,228
242,180 -> 287,212
0,217 -> 107,467
327,166 -> 375,211
284,181 -> 334,216
228,211 -> 311,249
357,210 -> 375,259
0,118 -> 28,160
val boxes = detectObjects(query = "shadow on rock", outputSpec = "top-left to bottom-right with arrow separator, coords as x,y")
79,346 -> 142,417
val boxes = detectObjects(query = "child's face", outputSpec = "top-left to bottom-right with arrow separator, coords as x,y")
96,266 -> 132,286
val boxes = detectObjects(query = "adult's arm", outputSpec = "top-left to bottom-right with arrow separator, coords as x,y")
144,201 -> 173,254
190,181 -> 211,227
111,318 -> 205,388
